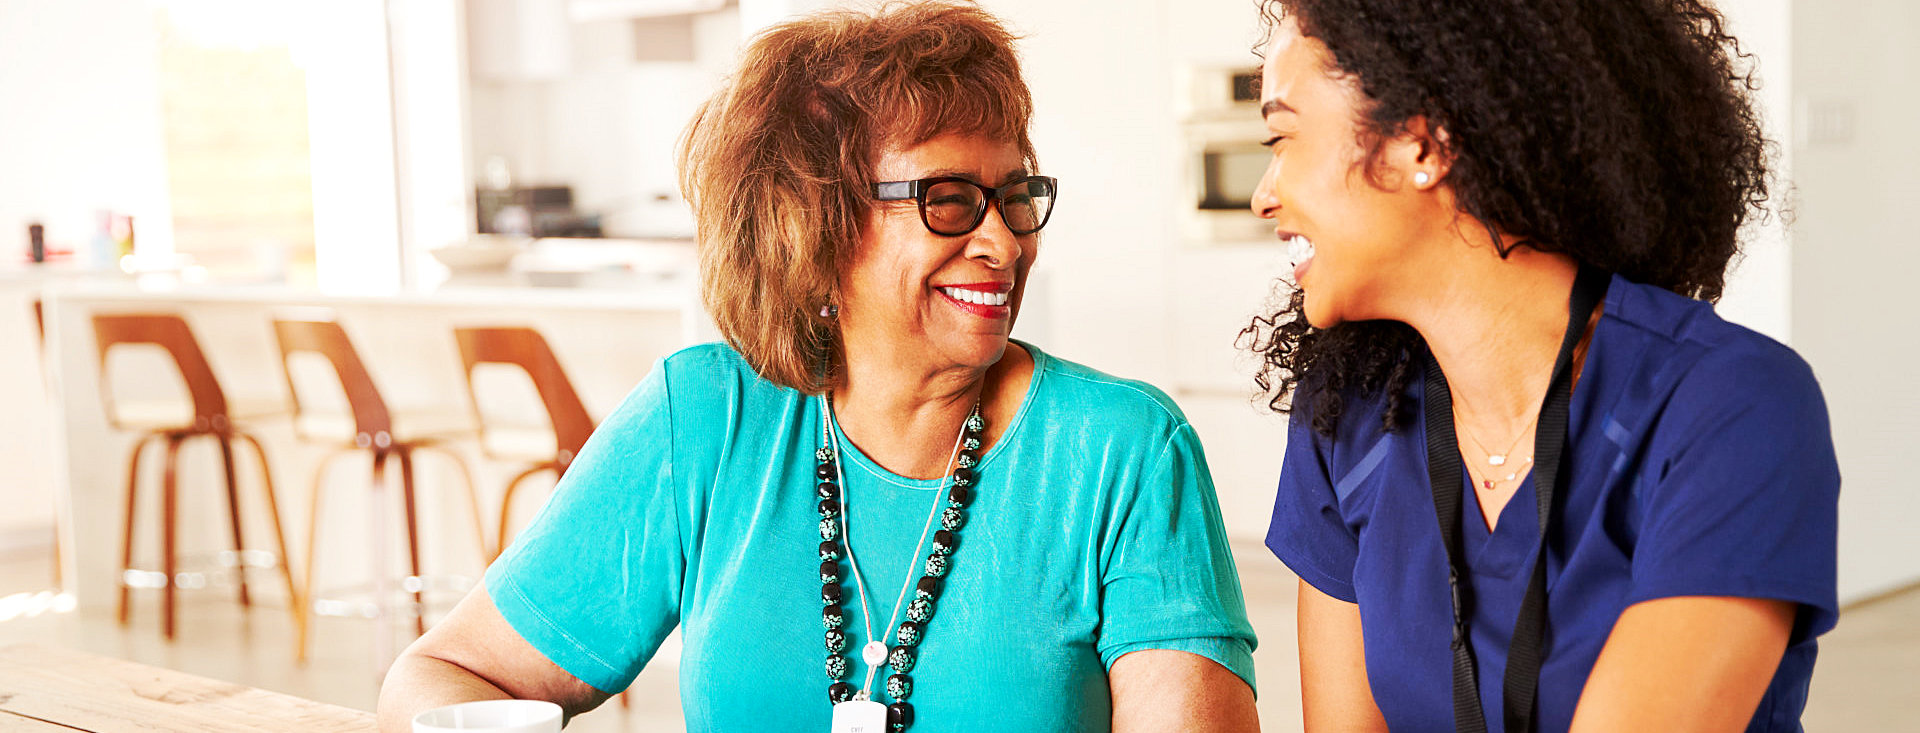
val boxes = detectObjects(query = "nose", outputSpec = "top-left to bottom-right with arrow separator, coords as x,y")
1251,157 -> 1281,219
967,201 -> 1024,269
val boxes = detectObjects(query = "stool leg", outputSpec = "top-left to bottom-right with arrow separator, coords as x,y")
119,434 -> 159,626
161,434 -> 187,640
398,446 -> 426,635
239,432 -> 302,663
495,464 -> 557,563
418,444 -> 489,563
218,436 -> 251,607
298,448 -> 352,663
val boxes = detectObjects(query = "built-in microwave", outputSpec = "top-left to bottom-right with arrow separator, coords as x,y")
1180,65 -> 1274,244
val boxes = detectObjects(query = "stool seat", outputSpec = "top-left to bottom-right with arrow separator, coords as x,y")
109,399 -> 286,433
291,408 -> 474,448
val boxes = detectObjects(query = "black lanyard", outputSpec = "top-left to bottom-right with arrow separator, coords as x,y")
1423,265 -> 1609,733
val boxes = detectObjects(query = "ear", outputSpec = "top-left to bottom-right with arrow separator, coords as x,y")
1379,115 -> 1454,190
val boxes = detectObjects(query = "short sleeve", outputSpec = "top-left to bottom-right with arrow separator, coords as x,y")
1265,407 -> 1361,603
1625,346 -> 1841,640
483,363 -> 685,694
1095,422 -> 1259,694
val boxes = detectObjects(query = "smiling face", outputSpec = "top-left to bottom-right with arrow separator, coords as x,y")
1252,16 -> 1455,329
837,133 -> 1039,374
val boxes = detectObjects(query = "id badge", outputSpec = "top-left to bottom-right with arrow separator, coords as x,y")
830,699 -> 888,733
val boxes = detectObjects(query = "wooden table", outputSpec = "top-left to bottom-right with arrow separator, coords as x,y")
0,644 -> 374,732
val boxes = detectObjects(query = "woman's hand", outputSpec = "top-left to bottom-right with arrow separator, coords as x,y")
1110,649 -> 1259,732
1297,580 -> 1387,732
1570,596 -> 1794,732
375,581 -> 610,732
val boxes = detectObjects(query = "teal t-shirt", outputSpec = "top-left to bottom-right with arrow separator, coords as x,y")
484,341 -> 1256,731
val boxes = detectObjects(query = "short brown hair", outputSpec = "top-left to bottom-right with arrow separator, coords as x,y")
678,0 -> 1035,393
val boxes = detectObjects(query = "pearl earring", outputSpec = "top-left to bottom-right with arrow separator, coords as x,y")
1413,171 -> 1433,187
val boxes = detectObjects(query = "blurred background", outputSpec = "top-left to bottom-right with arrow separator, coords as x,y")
0,0 -> 1913,729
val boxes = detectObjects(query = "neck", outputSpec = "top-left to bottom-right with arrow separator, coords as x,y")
1403,246 -> 1585,435
830,345 -> 994,480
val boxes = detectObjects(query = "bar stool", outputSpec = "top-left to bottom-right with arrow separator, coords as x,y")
30,297 -> 60,588
272,318 -> 487,654
92,313 -> 301,641
452,327 -> 595,559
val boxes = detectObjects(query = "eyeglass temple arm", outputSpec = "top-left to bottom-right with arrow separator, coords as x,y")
874,181 -> 918,199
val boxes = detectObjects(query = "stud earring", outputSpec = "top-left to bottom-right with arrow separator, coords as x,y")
1413,171 -> 1433,187
820,304 -> 838,318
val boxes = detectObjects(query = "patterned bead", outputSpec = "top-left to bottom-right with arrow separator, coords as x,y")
956,452 -> 977,469
931,529 -> 956,555
914,576 -> 941,602
906,598 -> 933,623
820,560 -> 840,585
947,485 -> 971,507
819,540 -> 841,563
886,673 -> 913,701
817,481 -> 839,500
940,507 -> 965,531
819,517 -> 839,541
829,681 -> 854,703
816,463 -> 835,480
895,621 -> 924,647
826,628 -> 848,654
924,553 -> 949,578
962,437 -> 981,451
888,701 -> 915,730
887,645 -> 916,673
963,413 -> 984,433
818,498 -> 838,518
822,583 -> 842,605
823,606 -> 845,630
826,654 -> 849,680
952,467 -> 974,487
816,446 -> 835,463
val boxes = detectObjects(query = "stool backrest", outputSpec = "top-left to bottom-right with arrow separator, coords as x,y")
91,313 -> 228,430
273,319 -> 392,440
453,327 -> 594,469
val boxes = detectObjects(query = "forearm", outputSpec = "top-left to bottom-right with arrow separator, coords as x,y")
375,652 -> 515,733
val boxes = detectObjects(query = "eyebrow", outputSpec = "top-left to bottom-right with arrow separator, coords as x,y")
922,168 -> 1032,185
1261,98 -> 1296,117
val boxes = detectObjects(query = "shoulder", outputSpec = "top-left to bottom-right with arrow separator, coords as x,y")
1024,342 -> 1190,437
1605,277 -> 1823,408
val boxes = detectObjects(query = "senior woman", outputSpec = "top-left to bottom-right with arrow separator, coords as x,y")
1243,0 -> 1839,731
377,3 -> 1257,731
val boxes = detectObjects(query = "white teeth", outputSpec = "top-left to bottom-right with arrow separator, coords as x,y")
941,287 -> 1008,306
1286,235 -> 1316,265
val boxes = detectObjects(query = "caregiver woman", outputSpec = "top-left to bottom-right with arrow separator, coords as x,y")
377,3 -> 1258,732
1244,0 -> 1840,731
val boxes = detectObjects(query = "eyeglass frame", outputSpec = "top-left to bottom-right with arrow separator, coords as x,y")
871,175 -> 1059,237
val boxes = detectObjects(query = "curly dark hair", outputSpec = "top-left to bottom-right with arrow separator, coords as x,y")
1239,0 -> 1774,436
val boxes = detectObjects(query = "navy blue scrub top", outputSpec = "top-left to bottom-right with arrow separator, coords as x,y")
1267,274 -> 1840,733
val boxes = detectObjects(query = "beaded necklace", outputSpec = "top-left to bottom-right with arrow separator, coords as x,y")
817,393 -> 983,732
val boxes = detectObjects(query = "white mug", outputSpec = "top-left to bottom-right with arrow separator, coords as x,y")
413,700 -> 563,733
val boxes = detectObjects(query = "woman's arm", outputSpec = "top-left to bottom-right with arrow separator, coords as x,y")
1297,580 -> 1387,733
1110,649 -> 1258,732
376,581 -> 611,733
1568,596 -> 1794,732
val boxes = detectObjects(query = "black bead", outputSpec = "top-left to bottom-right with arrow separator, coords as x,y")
948,484 -> 971,507
824,605 -> 844,630
932,529 -> 956,553
896,621 -> 924,647
822,583 -> 842,604
952,467 -> 973,486
820,540 -> 841,562
816,463 -> 835,480
818,498 -> 838,517
887,645 -> 916,673
820,560 -> 840,584
817,481 -> 839,500
888,701 -> 915,729
916,576 -> 941,600
829,681 -> 854,703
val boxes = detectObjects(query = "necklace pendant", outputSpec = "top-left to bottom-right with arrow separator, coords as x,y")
1487,454 -> 1507,467
861,640 -> 888,667
1481,478 -> 1495,491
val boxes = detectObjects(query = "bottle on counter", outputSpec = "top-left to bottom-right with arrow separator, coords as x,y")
28,222 -> 45,263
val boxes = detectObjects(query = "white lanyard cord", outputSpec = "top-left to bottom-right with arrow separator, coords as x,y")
821,393 -> 966,697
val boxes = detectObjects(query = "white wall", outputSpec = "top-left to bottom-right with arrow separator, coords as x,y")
0,0 -> 173,547
1790,0 -> 1920,603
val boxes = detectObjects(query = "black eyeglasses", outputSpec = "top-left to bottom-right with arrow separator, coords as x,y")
873,175 -> 1058,236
